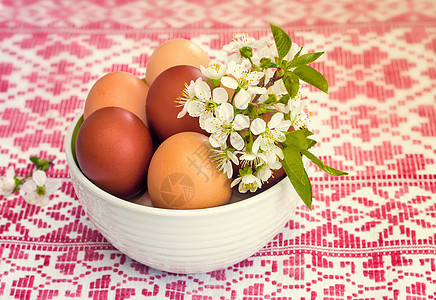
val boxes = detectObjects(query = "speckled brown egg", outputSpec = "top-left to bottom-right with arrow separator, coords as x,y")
145,38 -> 210,87
76,107 -> 154,199
83,72 -> 149,126
147,132 -> 232,209
146,65 -> 207,143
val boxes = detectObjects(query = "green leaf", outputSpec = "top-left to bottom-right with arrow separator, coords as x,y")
282,147 -> 312,210
301,150 -> 348,176
270,24 -> 292,60
263,94 -> 277,105
30,156 -> 51,171
71,115 -> 84,164
307,138 -> 317,149
246,104 -> 259,120
278,93 -> 290,105
292,65 -> 328,93
286,52 -> 324,68
29,156 -> 40,166
283,129 -> 313,149
266,62 -> 280,68
293,46 -> 303,59
282,71 -> 300,99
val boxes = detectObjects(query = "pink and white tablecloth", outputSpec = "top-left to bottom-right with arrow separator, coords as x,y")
1,0 -> 436,299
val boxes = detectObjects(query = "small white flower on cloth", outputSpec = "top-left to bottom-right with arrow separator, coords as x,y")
0,166 -> 16,196
21,170 -> 61,206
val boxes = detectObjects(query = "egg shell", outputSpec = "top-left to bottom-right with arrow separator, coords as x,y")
76,107 -> 154,199
147,132 -> 232,209
146,65 -> 207,143
83,72 -> 149,126
145,38 -> 210,87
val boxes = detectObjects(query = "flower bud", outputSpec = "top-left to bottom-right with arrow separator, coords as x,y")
239,46 -> 253,59
273,68 -> 285,80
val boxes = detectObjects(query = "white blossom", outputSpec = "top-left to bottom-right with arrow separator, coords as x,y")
203,103 -> 249,150
222,61 -> 265,92
288,94 -> 311,129
200,62 -> 227,80
254,149 -> 283,183
188,81 -> 228,128
21,170 -> 61,206
176,78 -> 201,118
231,173 -> 262,193
239,151 -> 267,168
251,113 -> 292,153
234,89 -> 251,110
222,33 -> 268,63
210,146 -> 239,179
262,42 -> 302,62
0,166 -> 16,196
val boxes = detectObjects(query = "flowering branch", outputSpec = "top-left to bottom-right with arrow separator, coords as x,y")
1,156 -> 61,206
177,24 -> 347,210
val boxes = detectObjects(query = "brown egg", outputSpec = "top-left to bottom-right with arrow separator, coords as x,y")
145,38 -> 210,87
147,132 -> 232,209
146,65 -> 207,143
76,107 -> 154,199
83,72 -> 149,126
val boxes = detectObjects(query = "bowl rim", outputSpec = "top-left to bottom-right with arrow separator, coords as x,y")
65,112 -> 293,217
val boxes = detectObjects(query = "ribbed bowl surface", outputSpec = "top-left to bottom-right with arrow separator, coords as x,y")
65,113 -> 300,274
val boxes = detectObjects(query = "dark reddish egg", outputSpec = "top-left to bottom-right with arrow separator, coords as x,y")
146,65 -> 207,143
75,107 -> 154,199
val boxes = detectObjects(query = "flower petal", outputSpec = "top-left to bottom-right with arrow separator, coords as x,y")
33,170 -> 47,186
224,161 -> 233,179
257,167 -> 272,182
231,177 -> 242,188
221,76 -> 238,89
252,137 -> 261,154
242,174 -> 257,184
250,118 -> 266,135
194,80 -> 211,101
271,130 -> 286,143
200,65 -> 207,77
274,146 -> 284,160
268,113 -> 284,129
46,178 -> 62,193
23,192 -> 39,205
216,103 -> 234,123
6,166 -> 15,177
276,120 -> 292,132
212,87 -> 228,104
209,132 -> 227,148
227,151 -> 239,165
177,106 -> 187,118
187,100 -> 205,117
230,132 -> 244,150
21,181 -> 36,193
233,114 -> 249,130
203,117 -> 221,133
234,89 -> 251,109
247,86 -> 268,95
253,40 -> 269,48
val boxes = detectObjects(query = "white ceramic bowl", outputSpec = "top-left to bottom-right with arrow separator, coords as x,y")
65,113 -> 300,274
